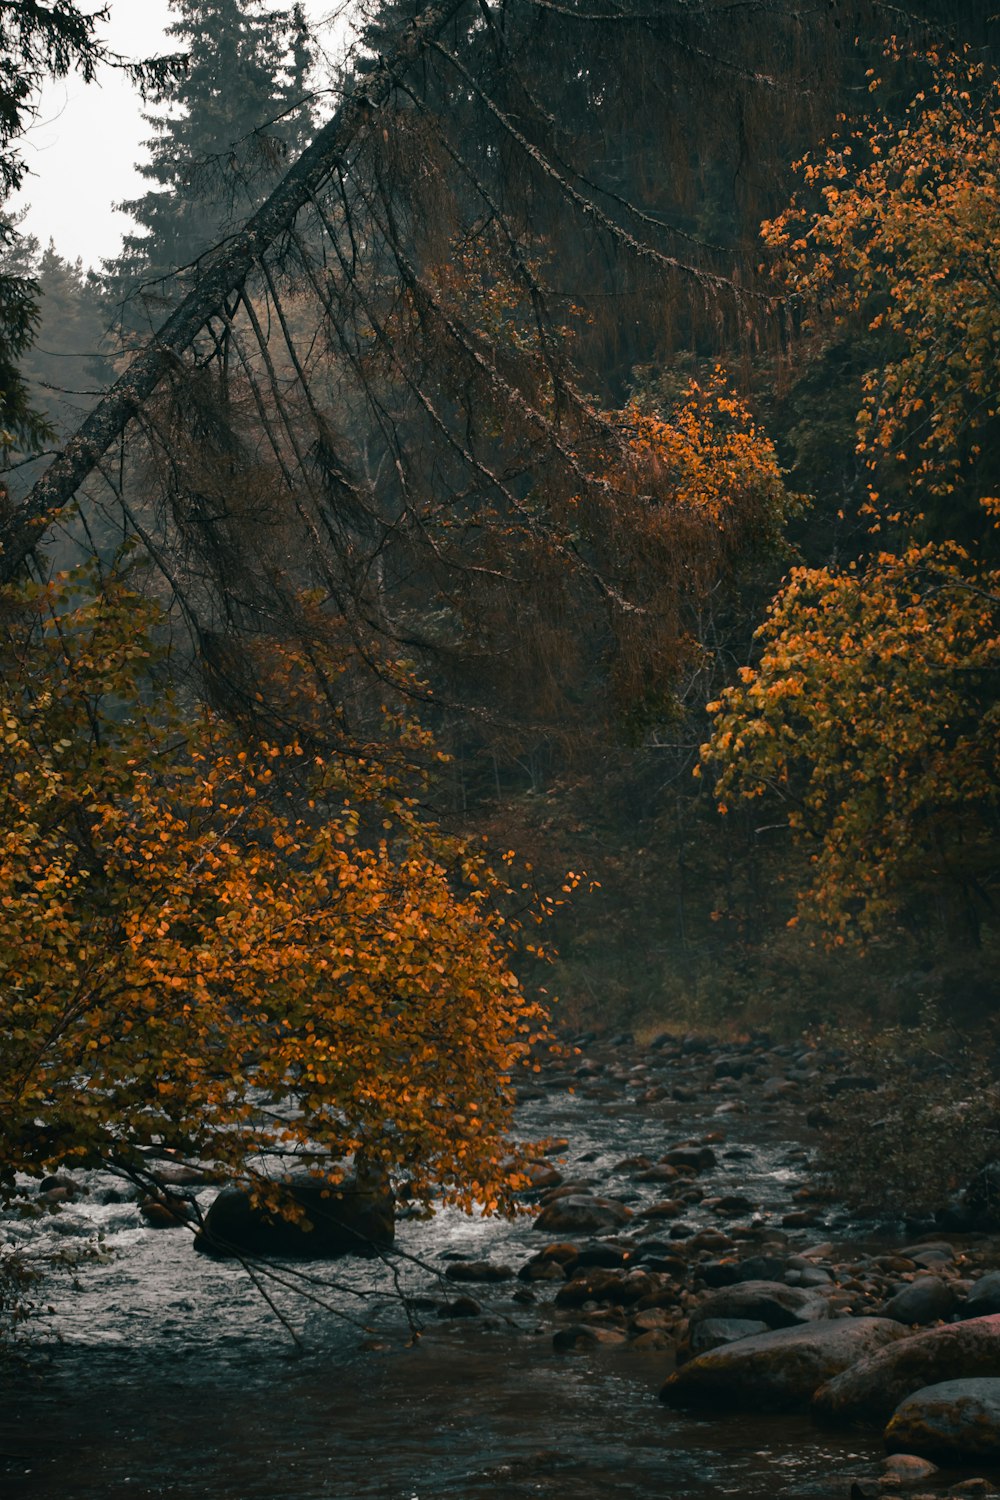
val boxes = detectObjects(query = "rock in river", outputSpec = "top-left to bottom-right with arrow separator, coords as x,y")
881,1276 -> 956,1326
884,1378 -> 1000,1463
661,1318 -> 906,1413
687,1317 -> 771,1357
689,1280 -> 831,1331
963,1271 -> 1000,1319
444,1260 -> 514,1283
814,1314 -> 1000,1426
194,1171 -> 394,1259
533,1194 -> 633,1234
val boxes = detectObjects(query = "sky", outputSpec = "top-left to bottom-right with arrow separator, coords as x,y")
15,1 -> 349,272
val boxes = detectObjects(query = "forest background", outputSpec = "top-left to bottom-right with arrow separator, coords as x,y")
0,0 -> 998,1226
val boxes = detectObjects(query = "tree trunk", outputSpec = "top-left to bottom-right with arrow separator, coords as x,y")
0,0 -> 469,584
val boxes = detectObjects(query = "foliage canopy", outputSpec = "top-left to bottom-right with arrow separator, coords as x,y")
0,569 -> 545,1213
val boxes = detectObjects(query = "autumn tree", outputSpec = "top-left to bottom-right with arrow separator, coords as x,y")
2,0 -> 993,1052
0,565 -> 546,1213
703,50 -> 1000,954
762,44 -> 1000,542
701,514 -> 1000,943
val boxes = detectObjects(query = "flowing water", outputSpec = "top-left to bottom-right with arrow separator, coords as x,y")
2,1081 -> 892,1499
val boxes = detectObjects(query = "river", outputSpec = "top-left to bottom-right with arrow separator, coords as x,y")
1,1049 -> 893,1499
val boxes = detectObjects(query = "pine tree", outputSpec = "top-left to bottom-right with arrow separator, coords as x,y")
105,0 -> 315,325
0,3 -> 179,455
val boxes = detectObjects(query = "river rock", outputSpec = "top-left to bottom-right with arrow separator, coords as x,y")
635,1165 -> 681,1184
881,1276 -> 956,1326
963,1272 -> 1000,1319
552,1323 -> 628,1352
814,1314 -> 1000,1425
437,1295 -> 481,1318
533,1194 -> 633,1234
661,1318 -> 906,1412
881,1453 -> 939,1480
639,1199 -> 685,1221
662,1146 -> 717,1172
688,1317 -> 771,1355
555,1268 -> 657,1308
444,1260 -> 514,1283
737,1255 -> 788,1283
631,1328 -> 673,1351
689,1280 -> 831,1330
38,1174 -> 83,1198
194,1171 -> 394,1259
576,1243 -> 631,1269
885,1378 -> 1000,1462
140,1197 -> 195,1228
521,1161 -> 564,1190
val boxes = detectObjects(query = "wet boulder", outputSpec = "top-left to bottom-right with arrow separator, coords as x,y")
884,1378 -> 1000,1463
880,1454 -> 939,1481
881,1276 -> 957,1326
661,1145 -> 717,1172
814,1314 -> 1000,1426
687,1317 -> 771,1357
555,1268 -> 658,1308
576,1242 -> 631,1269
444,1260 -> 514,1283
662,1318 -> 906,1413
140,1196 -> 196,1228
518,1243 -> 579,1281
737,1255 -> 788,1283
638,1199 -> 685,1221
520,1161 -> 564,1190
689,1280 -> 831,1331
437,1295 -> 481,1318
553,1323 -> 628,1352
963,1272 -> 1000,1319
194,1171 -> 394,1259
533,1194 -> 633,1234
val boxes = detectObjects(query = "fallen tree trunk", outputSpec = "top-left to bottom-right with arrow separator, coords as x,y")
0,0 -> 469,583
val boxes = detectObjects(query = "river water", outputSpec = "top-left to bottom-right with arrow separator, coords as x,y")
1,1072 -> 890,1499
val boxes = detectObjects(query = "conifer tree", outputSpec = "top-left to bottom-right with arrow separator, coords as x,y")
105,0 -> 315,325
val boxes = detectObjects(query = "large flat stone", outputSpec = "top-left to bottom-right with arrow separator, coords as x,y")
885,1377 -> 1000,1462
814,1314 -> 1000,1426
661,1317 -> 906,1413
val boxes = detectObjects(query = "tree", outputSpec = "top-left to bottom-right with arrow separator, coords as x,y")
0,565 -> 546,1214
3,238 -> 113,441
701,510 -> 1000,943
761,44 -> 1000,540
0,3 -> 179,454
105,0 -> 316,325
701,50 -> 1000,951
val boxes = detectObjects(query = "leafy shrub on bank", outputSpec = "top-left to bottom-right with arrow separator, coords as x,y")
815,1016 -> 1000,1219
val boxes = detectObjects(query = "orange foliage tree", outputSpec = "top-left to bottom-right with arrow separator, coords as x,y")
0,569 -> 546,1214
701,509 -> 1000,941
762,44 -> 1000,514
702,51 -> 1000,946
